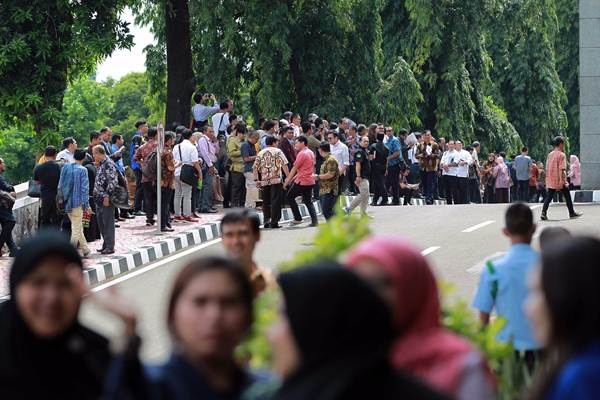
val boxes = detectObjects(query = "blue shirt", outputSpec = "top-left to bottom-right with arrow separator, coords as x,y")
472,243 -> 540,350
59,163 -> 90,212
240,141 -> 256,173
130,132 -> 143,170
384,136 -> 403,167
112,143 -> 125,174
546,342 -> 600,400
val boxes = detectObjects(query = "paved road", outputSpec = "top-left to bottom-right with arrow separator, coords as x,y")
81,202 -> 600,363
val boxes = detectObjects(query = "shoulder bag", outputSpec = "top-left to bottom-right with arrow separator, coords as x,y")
178,144 -> 199,186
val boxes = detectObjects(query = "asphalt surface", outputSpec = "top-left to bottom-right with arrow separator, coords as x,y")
81,202 -> 600,362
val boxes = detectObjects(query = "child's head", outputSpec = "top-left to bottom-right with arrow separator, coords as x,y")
503,202 -> 536,243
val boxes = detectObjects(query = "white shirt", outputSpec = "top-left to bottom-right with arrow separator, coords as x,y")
173,140 -> 199,176
57,149 -> 74,164
454,149 -> 473,178
408,144 -> 418,164
192,102 -> 219,122
291,124 -> 301,138
212,112 -> 230,132
441,150 -> 457,176
330,141 -> 350,172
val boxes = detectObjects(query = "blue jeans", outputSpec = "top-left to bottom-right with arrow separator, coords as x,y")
320,192 -> 336,220
422,171 -> 437,202
199,166 -> 214,211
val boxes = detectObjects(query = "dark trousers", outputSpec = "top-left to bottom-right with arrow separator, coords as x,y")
469,179 -> 482,204
371,166 -> 387,205
320,192 -> 336,220
142,182 -> 156,223
542,187 -> 575,216
400,189 -> 414,205
422,170 -> 437,202
437,175 -> 445,199
133,168 -> 143,212
408,163 -> 420,184
386,164 -> 401,204
263,184 -> 283,226
40,197 -> 61,228
495,188 -> 509,203
347,167 -> 358,194
287,183 -> 318,224
230,171 -> 246,207
456,177 -> 469,204
199,166 -> 214,211
96,199 -> 115,251
0,219 -> 17,255
444,175 -> 457,205
483,185 -> 495,203
518,180 -> 530,202
533,187 -> 546,203
160,187 -> 173,230
222,170 -> 232,208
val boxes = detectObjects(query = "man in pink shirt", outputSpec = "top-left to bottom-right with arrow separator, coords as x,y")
541,136 -> 582,221
284,136 -> 318,227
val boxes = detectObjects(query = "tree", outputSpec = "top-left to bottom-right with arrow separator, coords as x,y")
0,0 -> 133,136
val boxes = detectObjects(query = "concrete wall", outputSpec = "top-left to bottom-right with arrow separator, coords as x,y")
580,0 -> 600,189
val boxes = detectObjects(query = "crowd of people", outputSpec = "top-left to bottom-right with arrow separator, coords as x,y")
1,204 -> 599,400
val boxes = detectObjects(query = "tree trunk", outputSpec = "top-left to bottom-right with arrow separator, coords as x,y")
164,0 -> 195,129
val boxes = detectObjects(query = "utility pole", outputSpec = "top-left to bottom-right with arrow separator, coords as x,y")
156,123 -> 164,234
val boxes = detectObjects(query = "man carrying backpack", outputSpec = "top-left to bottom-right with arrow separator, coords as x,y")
134,127 -> 159,226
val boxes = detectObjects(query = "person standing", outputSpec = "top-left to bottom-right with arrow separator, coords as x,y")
369,132 -> 389,206
384,127 -> 403,205
211,99 -> 233,136
196,126 -> 218,213
454,141 -> 472,205
468,146 -> 482,203
283,136 -> 318,227
344,136 -> 371,216
59,149 -> 91,256
0,158 -> 18,257
534,161 -> 547,203
87,132 -> 101,156
191,92 -> 219,129
173,129 -> 201,222
314,142 -> 339,220
568,155 -> 581,190
529,161 -> 539,202
440,140 -> 458,205
131,120 -> 148,216
541,137 -> 582,221
227,123 -> 247,208
33,146 -> 62,228
328,131 -> 350,195
241,130 -> 259,209
278,126 -> 297,176
416,130 -> 441,204
253,136 -> 289,229
92,145 -> 118,255
134,127 -> 159,226
513,147 -> 533,202
111,133 -> 131,220
57,137 -> 77,164
100,127 -> 124,164
345,135 -> 360,195
160,133 -> 176,232
493,156 -> 510,203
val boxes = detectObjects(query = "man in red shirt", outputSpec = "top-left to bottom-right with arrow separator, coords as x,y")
283,136 -> 318,227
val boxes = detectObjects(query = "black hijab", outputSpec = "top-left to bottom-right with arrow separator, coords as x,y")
0,230 -> 110,400
273,262 -> 449,400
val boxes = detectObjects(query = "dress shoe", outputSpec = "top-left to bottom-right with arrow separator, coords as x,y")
200,209 -> 218,214
184,216 -> 198,222
161,227 -> 175,232
123,215 -> 135,219
133,211 -> 146,216
570,212 -> 583,219
117,217 -> 126,222
173,215 -> 185,221
100,249 -> 115,255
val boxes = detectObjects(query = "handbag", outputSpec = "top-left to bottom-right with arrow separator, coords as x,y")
0,191 -> 15,210
111,171 -> 131,209
178,144 -> 199,186
28,179 -> 42,198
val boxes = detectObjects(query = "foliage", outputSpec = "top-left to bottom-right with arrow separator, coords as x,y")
0,125 -> 40,183
0,0 -> 133,135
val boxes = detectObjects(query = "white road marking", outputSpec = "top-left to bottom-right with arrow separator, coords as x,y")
421,246 -> 441,256
462,220 -> 496,233
92,239 -> 222,292
530,205 -> 542,210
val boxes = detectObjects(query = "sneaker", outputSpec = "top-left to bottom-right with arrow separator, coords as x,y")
569,212 -> 583,219
133,211 -> 146,216
540,213 -> 548,221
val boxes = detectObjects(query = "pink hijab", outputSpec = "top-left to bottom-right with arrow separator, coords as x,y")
346,235 -> 476,395
569,155 -> 581,186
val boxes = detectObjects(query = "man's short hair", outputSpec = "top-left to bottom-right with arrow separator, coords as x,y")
296,136 -> 308,146
221,209 -> 260,236
44,146 -> 57,157
74,149 -> 87,161
399,128 -> 409,136
182,129 -> 193,140
100,127 -> 110,134
62,137 -> 75,149
301,122 -> 312,133
472,141 -> 480,148
553,136 -> 565,147
319,142 -> 331,152
111,134 -> 122,144
147,127 -> 158,139
164,132 -> 175,143
505,202 -> 534,236
193,92 -> 203,104
263,120 -> 277,132
314,117 -> 323,128
90,131 -> 100,142
135,120 -> 147,129
283,111 -> 293,120
283,126 -> 294,134
330,130 -> 340,139
235,123 -> 247,134
522,146 -> 528,153
499,151 -> 506,158
266,136 -> 279,146
291,113 -> 300,120
248,130 -> 260,139
219,100 -> 230,110
93,145 -> 106,155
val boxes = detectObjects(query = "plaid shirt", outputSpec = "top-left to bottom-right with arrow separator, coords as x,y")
94,158 -> 118,200
134,139 -> 158,183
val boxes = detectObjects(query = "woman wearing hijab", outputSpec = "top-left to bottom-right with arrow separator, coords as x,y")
269,262 -> 448,400
83,154 -> 101,243
0,230 -> 111,399
568,155 -> 581,190
346,236 -> 495,400
493,156 -> 510,203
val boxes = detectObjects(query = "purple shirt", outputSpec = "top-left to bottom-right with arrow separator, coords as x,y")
197,136 -> 216,167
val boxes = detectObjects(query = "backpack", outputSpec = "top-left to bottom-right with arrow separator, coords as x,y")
142,149 -> 158,181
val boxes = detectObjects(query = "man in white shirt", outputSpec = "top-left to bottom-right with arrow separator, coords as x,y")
57,137 -> 77,164
441,140 -> 458,205
327,131 -> 350,192
291,113 -> 302,137
211,99 -> 233,135
192,92 -> 219,129
454,140 -> 473,204
173,129 -> 202,222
